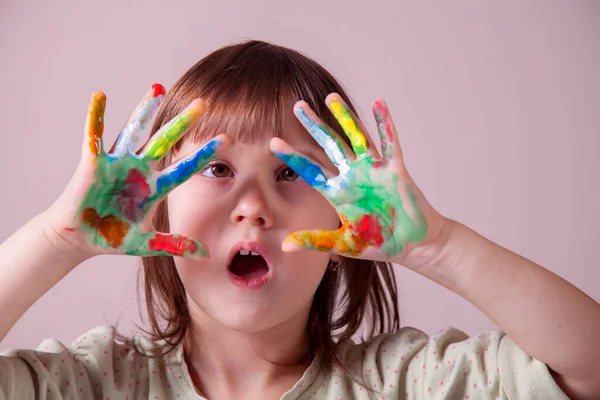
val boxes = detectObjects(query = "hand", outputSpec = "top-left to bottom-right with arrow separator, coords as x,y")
270,93 -> 446,267
45,84 -> 227,259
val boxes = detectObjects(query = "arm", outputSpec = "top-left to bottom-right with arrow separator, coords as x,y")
0,213 -> 87,343
274,94 -> 600,399
0,86 -> 224,345
408,218 -> 600,400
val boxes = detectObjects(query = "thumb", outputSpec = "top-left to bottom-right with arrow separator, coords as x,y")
126,231 -> 209,260
282,229 -> 346,255
82,91 -> 107,165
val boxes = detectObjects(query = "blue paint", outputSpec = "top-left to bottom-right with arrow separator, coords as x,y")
273,151 -> 327,189
296,108 -> 348,173
155,138 -> 222,198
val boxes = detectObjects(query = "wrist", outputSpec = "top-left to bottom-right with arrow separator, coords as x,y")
36,211 -> 94,269
399,218 -> 480,292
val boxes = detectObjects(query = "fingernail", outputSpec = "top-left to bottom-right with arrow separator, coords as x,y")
282,237 -> 301,252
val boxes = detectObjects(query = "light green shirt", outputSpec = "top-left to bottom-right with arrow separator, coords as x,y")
0,325 -> 568,399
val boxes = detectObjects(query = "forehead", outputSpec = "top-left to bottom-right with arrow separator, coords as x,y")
179,105 -> 336,171
279,119 -> 333,168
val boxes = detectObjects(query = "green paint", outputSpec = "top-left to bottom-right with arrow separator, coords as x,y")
279,100 -> 428,258
144,112 -> 199,161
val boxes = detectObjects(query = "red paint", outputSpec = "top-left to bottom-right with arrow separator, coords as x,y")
151,84 -> 166,98
80,208 -> 129,248
372,159 -> 386,169
374,101 -> 394,142
354,214 -> 384,247
112,169 -> 151,222
148,234 -> 198,255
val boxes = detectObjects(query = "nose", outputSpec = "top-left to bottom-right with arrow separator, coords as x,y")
230,188 -> 274,228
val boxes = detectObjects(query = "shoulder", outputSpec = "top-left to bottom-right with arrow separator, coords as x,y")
1,325 -> 194,399
323,326 -> 567,400
337,326 -> 481,362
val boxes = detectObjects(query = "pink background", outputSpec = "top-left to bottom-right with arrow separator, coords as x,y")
1,1 -> 598,350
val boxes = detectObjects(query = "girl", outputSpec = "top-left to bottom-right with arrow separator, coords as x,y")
0,40 -> 598,400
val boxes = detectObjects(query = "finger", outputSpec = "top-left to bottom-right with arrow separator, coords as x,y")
84,92 -> 106,164
153,134 -> 228,199
270,137 -> 328,191
142,99 -> 206,161
111,84 -> 166,157
325,93 -> 373,158
282,229 -> 348,254
126,231 -> 208,259
293,101 -> 353,173
373,99 -> 404,166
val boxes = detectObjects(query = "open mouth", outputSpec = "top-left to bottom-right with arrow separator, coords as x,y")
229,250 -> 270,279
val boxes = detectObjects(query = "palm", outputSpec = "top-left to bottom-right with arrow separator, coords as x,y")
272,94 -> 442,262
325,155 -> 426,258
67,85 -> 225,258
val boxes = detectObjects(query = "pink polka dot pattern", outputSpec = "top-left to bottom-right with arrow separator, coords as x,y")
0,325 -> 568,399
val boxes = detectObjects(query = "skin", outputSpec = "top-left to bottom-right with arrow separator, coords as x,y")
272,93 -> 600,399
271,94 -> 445,263
167,124 -> 342,399
66,86 -> 227,258
0,85 -> 597,399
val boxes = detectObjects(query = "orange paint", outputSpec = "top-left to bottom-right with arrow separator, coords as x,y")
291,214 -> 384,257
80,208 -> 129,248
87,92 -> 106,162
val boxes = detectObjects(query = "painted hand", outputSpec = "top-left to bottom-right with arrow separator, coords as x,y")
63,85 -> 226,258
271,94 -> 445,264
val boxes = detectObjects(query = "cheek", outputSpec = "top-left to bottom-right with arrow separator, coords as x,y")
166,184 -> 217,234
283,186 -> 340,230
285,250 -> 329,293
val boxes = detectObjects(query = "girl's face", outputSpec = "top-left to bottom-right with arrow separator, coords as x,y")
167,121 -> 340,333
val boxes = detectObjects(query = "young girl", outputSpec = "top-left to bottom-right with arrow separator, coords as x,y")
0,40 -> 597,400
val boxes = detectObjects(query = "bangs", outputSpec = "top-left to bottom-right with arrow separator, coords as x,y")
152,40 -> 352,155
190,76 -> 297,145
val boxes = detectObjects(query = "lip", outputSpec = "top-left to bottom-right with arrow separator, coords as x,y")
227,241 -> 273,290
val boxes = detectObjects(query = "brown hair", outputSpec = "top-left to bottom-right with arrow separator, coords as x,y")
133,40 -> 400,378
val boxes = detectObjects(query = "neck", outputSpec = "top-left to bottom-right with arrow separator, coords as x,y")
183,302 -> 313,398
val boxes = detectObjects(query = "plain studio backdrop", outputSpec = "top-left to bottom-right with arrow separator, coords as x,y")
0,0 -> 598,351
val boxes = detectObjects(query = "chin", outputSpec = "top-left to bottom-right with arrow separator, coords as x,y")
211,304 -> 280,333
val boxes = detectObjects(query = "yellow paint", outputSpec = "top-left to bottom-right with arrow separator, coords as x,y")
330,101 -> 368,156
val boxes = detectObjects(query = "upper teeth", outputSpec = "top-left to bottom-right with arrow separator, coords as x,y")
239,250 -> 259,256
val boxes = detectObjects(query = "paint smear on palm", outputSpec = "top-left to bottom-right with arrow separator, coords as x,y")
76,144 -> 212,256
284,178 -> 427,257
74,93 -> 215,257
76,146 -> 149,241
282,99 -> 427,258
76,150 -> 207,256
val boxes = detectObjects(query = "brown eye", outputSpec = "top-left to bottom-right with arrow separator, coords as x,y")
279,167 -> 299,182
201,163 -> 231,178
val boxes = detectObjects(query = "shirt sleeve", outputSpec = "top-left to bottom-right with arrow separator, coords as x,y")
0,325 -> 155,400
351,327 -> 570,400
497,335 -> 570,400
